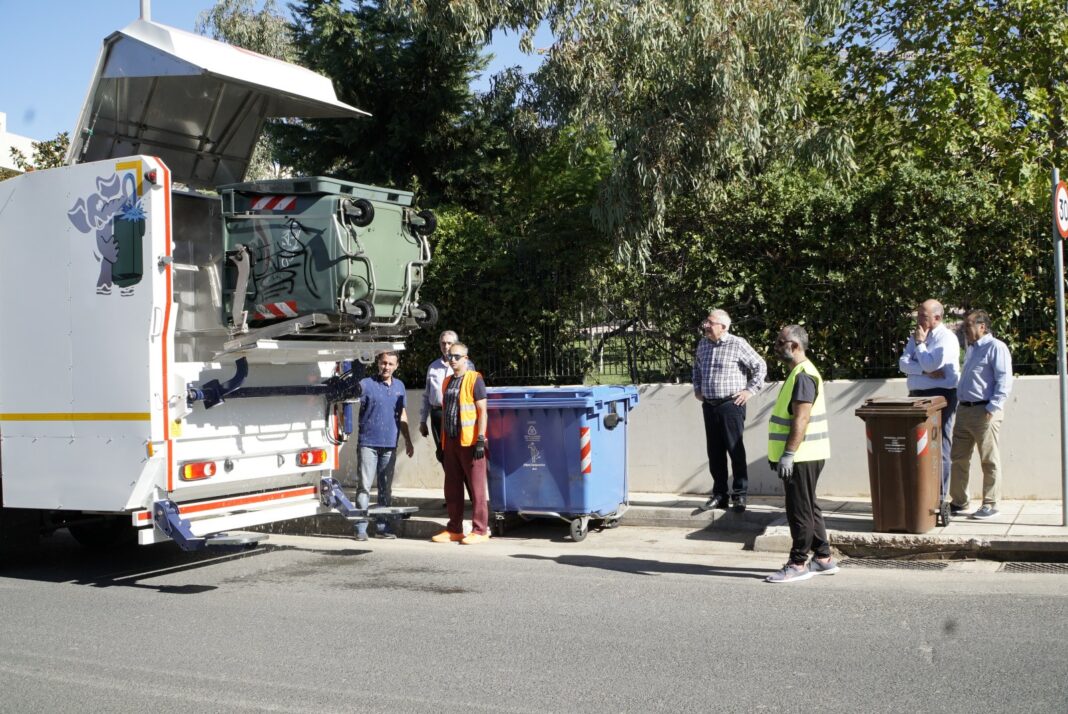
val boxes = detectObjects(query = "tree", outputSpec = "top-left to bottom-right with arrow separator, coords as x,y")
9,132 -> 70,172
832,0 -> 1068,186
384,0 -> 852,262
269,0 -> 494,207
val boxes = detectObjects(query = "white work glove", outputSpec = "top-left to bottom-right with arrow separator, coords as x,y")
776,451 -> 796,482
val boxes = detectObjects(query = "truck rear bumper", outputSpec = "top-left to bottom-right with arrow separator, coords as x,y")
132,484 -> 333,545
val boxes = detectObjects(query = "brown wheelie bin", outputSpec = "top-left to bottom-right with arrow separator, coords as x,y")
854,396 -> 947,534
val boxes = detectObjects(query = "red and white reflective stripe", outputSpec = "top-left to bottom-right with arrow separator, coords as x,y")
866,428 -> 872,454
916,426 -> 929,456
251,195 -> 298,211
253,301 -> 299,320
579,426 -> 592,474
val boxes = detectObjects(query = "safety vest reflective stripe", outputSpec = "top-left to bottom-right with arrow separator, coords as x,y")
767,360 -> 831,463
768,414 -> 828,427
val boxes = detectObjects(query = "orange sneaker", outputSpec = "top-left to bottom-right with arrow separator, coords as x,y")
431,530 -> 464,543
460,532 -> 490,545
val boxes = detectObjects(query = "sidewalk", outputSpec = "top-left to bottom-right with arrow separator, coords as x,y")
270,488 -> 1068,561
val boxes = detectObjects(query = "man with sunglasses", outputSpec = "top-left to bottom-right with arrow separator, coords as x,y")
692,309 -> 767,513
419,330 -> 473,459
431,343 -> 491,545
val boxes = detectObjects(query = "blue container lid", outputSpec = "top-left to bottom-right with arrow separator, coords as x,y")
485,385 -> 638,411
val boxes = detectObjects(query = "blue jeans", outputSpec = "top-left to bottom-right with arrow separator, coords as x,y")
355,445 -> 397,537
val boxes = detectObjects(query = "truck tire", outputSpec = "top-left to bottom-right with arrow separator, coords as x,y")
68,516 -> 136,549
0,506 -> 42,564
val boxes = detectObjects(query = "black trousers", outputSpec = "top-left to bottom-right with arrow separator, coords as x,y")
429,406 -> 444,451
785,459 -> 831,565
701,400 -> 748,497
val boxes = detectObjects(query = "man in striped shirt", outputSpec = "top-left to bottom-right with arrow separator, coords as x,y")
692,309 -> 768,512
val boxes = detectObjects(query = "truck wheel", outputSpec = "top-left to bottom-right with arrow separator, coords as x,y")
69,516 -> 136,549
0,506 -> 41,563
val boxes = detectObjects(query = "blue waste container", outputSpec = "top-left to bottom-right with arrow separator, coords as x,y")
485,385 -> 639,541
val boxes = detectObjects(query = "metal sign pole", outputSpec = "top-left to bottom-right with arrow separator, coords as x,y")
1053,167 -> 1068,526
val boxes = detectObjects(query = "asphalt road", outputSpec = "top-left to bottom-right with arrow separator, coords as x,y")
1,525 -> 1066,713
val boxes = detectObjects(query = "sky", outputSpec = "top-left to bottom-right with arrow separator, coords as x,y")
0,0 -> 550,141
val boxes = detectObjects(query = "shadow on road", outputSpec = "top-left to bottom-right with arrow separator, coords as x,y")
0,532 -> 300,595
510,553 -> 769,579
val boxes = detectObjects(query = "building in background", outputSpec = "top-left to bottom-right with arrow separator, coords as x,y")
0,112 -> 37,172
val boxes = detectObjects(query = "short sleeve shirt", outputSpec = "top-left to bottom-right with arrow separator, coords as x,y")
358,376 -> 407,448
788,373 -> 818,415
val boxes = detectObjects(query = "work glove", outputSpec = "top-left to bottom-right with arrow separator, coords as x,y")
776,451 -> 796,482
473,435 -> 486,460
435,447 -> 444,463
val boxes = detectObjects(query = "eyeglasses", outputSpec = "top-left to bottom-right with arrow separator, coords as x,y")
445,353 -> 466,361
439,341 -> 454,346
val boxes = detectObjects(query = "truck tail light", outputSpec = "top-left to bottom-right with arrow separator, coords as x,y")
297,449 -> 328,467
181,461 -> 217,481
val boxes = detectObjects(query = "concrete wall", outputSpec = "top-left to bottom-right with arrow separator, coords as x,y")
345,375 -> 1062,500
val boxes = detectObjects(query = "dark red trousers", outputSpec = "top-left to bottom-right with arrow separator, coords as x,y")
443,439 -> 488,535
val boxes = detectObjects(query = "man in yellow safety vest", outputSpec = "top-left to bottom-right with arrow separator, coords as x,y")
765,325 -> 838,584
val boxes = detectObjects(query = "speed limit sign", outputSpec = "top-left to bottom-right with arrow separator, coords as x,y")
1056,181 -> 1068,239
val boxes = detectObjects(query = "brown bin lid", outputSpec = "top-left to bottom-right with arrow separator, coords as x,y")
855,396 -> 947,418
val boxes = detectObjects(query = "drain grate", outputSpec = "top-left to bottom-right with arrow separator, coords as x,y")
999,562 -> 1068,574
840,558 -> 949,571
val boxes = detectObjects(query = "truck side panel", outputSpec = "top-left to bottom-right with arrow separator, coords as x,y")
0,158 -> 168,511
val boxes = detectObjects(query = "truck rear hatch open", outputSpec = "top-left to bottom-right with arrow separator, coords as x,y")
67,18 -> 368,188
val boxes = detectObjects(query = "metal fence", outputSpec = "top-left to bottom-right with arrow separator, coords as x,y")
461,298 -> 1061,387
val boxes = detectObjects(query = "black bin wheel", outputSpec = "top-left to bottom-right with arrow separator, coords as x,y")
345,198 -> 375,227
414,302 -> 439,329
346,299 -> 374,328
569,518 -> 588,542
414,209 -> 437,236
490,517 -> 506,538
938,501 -> 952,527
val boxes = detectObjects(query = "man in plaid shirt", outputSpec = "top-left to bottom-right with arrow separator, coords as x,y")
692,309 -> 767,512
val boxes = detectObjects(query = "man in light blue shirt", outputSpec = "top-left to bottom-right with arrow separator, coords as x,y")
898,299 -> 960,501
948,309 -> 1013,520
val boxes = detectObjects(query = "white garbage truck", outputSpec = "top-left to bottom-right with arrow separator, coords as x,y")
0,18 -> 437,554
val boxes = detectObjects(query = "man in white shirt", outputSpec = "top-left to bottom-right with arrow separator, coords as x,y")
898,299 -> 960,503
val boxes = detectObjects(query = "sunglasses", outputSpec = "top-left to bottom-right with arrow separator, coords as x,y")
445,353 -> 466,361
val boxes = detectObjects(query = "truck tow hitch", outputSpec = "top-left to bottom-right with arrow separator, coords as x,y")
153,500 -> 267,552
319,477 -> 418,522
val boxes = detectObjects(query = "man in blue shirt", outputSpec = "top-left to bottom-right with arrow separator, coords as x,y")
898,299 -> 960,503
948,309 -> 1013,520
355,351 -> 414,540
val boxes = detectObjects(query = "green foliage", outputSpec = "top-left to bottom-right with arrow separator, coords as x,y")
271,0 -> 493,207
10,132 -> 69,171
403,127 -> 614,383
832,0 -> 1068,188
595,161 -> 1048,381
385,0 -> 852,263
